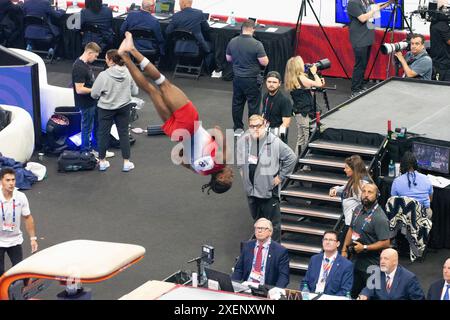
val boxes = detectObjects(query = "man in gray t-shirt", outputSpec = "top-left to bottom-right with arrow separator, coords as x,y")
226,19 -> 269,132
347,0 -> 390,96
342,183 -> 390,298
395,34 -> 433,80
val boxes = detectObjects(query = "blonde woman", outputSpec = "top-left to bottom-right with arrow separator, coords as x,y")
284,56 -> 324,156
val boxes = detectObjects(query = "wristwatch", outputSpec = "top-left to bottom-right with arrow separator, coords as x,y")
30,236 -> 37,241
363,245 -> 368,252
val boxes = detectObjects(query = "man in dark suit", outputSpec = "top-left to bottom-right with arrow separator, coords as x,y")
80,0 -> 113,51
301,230 -> 353,296
165,0 -> 214,73
231,218 -> 290,288
23,0 -> 64,50
359,248 -> 425,300
0,0 -> 23,47
120,0 -> 164,55
427,258 -> 450,300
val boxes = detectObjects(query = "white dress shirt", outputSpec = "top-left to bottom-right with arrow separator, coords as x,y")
440,281 -> 450,300
315,251 -> 338,293
385,267 -> 398,291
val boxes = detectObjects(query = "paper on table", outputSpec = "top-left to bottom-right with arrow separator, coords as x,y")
265,27 -> 278,32
427,174 -> 450,188
66,7 -> 81,14
211,22 -> 228,29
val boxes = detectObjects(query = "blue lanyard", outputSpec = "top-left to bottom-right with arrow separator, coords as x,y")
1,199 -> 16,224
353,204 -> 378,232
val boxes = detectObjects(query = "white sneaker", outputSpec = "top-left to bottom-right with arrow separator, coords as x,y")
211,70 -> 222,78
92,150 -> 115,158
122,161 -> 135,172
234,129 -> 244,138
99,161 -> 110,171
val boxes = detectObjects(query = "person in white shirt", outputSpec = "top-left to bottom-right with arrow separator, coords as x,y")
0,168 -> 38,276
427,258 -> 450,300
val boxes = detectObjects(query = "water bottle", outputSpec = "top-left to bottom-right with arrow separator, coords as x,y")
301,283 -> 310,300
346,291 -> 352,300
228,11 -> 236,26
388,160 -> 395,177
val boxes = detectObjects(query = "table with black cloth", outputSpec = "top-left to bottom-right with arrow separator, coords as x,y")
378,175 -> 450,249
63,15 -> 295,76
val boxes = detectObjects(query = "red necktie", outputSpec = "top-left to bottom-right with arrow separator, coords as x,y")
254,245 -> 263,273
386,275 -> 391,292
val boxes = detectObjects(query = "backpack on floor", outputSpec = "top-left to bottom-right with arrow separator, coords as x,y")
57,150 -> 97,172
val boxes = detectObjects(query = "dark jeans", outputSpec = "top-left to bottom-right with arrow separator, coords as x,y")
232,76 -> 262,130
352,267 -> 370,298
351,45 -> 372,92
97,105 -> 131,160
80,105 -> 97,152
0,245 -> 23,276
247,196 -> 281,242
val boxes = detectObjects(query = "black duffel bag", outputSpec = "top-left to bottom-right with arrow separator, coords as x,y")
57,150 -> 97,172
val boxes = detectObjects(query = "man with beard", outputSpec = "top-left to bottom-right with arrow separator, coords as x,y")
342,183 -> 390,298
261,71 -> 292,143
358,248 -> 424,300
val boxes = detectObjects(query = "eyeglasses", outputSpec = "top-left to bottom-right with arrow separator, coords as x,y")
322,238 -> 338,242
255,227 -> 269,232
249,123 -> 264,129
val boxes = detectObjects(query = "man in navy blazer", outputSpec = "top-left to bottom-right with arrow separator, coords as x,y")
301,230 -> 353,296
120,0 -> 164,54
23,0 -> 64,40
359,248 -> 425,300
231,218 -> 290,288
427,258 -> 450,300
165,0 -> 214,72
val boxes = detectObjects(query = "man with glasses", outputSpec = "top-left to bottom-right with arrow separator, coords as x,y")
237,114 -> 297,242
231,218 -> 290,288
301,230 -> 353,296
394,33 -> 433,80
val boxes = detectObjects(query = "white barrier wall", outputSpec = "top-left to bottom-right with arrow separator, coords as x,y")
96,0 -> 433,35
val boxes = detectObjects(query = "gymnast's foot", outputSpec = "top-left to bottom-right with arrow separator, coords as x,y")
118,31 -> 136,55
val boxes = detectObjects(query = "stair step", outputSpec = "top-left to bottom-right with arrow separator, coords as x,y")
309,139 -> 379,156
281,221 -> 331,236
281,187 -> 341,203
299,154 -> 370,170
289,257 -> 310,271
288,171 -> 347,186
282,240 -> 322,254
281,203 -> 342,220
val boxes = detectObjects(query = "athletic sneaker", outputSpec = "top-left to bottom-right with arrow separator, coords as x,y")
234,129 -> 244,137
91,150 -> 115,158
122,161 -> 135,172
99,161 -> 110,171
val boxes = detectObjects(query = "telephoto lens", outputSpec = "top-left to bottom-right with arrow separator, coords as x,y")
380,41 -> 409,55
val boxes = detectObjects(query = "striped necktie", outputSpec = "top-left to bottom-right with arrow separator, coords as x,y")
443,284 -> 450,300
386,275 -> 392,292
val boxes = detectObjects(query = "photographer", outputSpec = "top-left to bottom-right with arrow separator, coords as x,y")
430,0 -> 450,81
342,183 -> 390,298
262,71 -> 292,144
394,33 -> 433,80
284,56 -> 324,156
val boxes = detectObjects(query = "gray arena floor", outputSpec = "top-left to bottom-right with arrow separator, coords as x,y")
6,61 -> 448,300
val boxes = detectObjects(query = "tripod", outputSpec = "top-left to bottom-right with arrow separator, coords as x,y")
367,0 -> 414,79
312,84 -> 337,114
294,0 -> 350,78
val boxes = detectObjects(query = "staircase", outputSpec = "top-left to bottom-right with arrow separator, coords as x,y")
280,129 -> 385,272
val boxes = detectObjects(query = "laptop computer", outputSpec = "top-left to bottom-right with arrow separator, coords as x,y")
204,268 -> 249,293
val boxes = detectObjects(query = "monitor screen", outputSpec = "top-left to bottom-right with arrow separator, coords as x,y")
412,142 -> 450,174
155,0 -> 175,14
336,0 -> 404,29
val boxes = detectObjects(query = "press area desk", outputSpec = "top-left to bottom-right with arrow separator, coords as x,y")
378,176 -> 450,249
62,12 -> 295,75
119,280 -> 351,300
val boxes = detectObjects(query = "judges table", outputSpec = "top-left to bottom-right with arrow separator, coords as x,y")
63,11 -> 295,75
378,176 -> 450,249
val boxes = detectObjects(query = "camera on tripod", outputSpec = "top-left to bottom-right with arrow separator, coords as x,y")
304,58 -> 331,76
380,41 -> 409,55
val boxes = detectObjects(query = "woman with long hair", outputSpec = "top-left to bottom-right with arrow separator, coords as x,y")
329,155 -> 373,239
91,49 -> 138,172
284,56 -> 324,156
